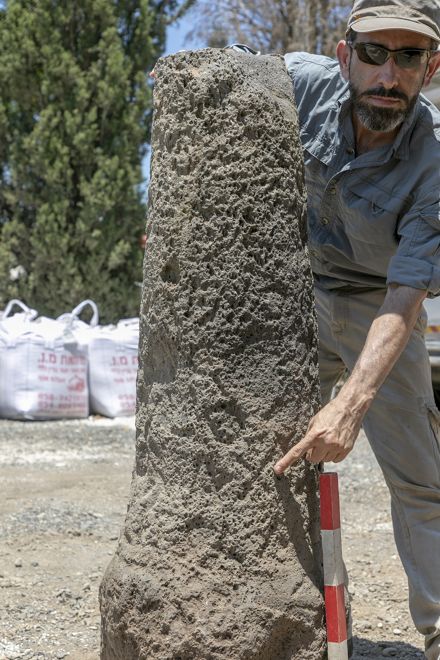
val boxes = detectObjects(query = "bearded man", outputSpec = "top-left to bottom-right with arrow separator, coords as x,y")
274,1 -> 440,657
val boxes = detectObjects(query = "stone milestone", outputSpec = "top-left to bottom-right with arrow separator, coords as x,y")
100,48 -> 326,659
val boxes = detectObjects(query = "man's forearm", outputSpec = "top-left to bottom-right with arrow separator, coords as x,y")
274,284 -> 427,472
337,284 -> 427,415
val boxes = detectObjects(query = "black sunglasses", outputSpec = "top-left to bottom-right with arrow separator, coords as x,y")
347,41 -> 435,70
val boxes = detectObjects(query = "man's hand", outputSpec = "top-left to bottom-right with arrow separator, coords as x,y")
274,396 -> 363,475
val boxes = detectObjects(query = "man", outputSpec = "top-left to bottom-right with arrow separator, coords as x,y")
274,0 -> 440,657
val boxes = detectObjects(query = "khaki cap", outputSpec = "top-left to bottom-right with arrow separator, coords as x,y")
347,0 -> 440,42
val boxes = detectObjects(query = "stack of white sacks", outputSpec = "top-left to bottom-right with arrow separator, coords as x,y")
0,299 -> 139,420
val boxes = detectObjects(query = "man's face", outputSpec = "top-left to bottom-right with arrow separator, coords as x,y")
338,29 -> 439,132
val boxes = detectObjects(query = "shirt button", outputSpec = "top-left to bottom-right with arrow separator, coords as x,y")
321,217 -> 329,225
346,147 -> 355,155
329,186 -> 337,195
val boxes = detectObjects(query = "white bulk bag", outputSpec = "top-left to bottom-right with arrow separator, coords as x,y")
0,301 -> 89,420
88,318 -> 139,417
58,301 -> 139,417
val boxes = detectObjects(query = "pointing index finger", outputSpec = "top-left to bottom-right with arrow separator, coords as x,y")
273,434 -> 314,475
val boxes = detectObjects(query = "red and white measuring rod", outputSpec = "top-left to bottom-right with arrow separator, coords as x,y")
320,472 -> 348,660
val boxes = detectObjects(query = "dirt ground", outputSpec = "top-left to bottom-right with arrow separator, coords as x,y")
0,418 -> 426,659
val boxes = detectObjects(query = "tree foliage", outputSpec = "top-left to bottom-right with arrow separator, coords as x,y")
0,0 -> 192,322
187,0 -> 352,56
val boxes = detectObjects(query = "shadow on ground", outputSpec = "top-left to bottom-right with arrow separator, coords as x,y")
352,635 -> 424,658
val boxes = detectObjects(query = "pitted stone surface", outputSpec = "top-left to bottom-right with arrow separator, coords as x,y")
100,49 -> 325,659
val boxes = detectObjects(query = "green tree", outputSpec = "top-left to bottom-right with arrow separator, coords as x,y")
0,0 -> 193,322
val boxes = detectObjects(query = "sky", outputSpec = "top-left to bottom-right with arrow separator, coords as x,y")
164,11 -> 202,57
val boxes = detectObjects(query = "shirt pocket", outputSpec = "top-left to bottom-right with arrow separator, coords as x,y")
341,179 -> 402,247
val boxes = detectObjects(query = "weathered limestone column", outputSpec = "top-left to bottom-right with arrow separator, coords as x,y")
100,48 -> 325,659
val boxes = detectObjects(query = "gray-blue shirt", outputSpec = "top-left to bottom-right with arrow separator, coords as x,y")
284,52 -> 440,294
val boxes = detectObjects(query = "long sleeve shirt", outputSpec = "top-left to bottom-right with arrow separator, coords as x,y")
284,51 -> 440,295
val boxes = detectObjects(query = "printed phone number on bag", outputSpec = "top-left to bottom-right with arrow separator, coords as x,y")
37,391 -> 87,412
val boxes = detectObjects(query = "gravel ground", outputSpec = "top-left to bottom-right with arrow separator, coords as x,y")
0,418 -> 426,659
